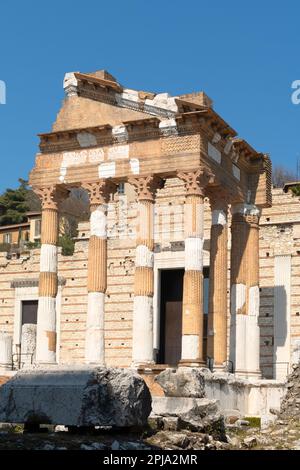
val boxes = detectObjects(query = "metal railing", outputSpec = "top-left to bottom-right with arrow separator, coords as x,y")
11,352 -> 34,371
206,356 -> 214,371
206,358 -> 234,373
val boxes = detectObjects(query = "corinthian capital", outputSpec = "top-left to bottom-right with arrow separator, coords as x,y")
128,175 -> 164,202
178,168 -> 214,197
33,185 -> 69,210
82,180 -> 117,206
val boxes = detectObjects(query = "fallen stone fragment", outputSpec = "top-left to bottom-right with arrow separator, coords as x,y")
162,416 -> 179,431
146,430 -> 228,450
155,367 -> 205,398
0,367 -> 151,428
243,436 -> 257,449
151,397 -> 226,440
54,425 -> 68,432
111,440 -> 120,450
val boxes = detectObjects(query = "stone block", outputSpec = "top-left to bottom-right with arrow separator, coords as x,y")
162,416 -> 179,431
151,396 -> 225,440
155,367 -> 205,398
0,366 -> 151,428
0,333 -> 12,369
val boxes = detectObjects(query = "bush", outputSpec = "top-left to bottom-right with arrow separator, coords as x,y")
291,185 -> 300,197
59,235 -> 75,256
24,241 -> 41,250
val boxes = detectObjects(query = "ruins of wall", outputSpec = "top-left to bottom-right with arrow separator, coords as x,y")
0,186 -> 299,376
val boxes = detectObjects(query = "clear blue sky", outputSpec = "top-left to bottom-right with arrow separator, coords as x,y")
0,0 -> 299,192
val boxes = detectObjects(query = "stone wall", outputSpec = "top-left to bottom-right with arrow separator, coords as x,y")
259,189 -> 300,378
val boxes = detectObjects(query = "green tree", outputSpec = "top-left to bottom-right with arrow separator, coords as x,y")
0,179 -> 30,226
291,185 -> 300,197
59,234 -> 75,256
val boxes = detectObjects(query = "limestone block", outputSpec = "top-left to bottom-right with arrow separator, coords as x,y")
0,333 -> 12,368
151,396 -> 225,440
155,367 -> 205,398
0,367 -> 151,427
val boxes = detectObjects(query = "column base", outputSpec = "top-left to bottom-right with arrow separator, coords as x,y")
212,363 -> 228,372
34,361 -> 58,367
234,369 -> 262,379
0,364 -> 12,372
131,361 -> 156,371
178,359 -> 206,368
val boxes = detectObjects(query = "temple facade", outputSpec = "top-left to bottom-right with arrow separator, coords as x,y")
4,69 -> 298,388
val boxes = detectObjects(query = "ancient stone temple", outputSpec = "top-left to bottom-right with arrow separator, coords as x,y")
24,69 -> 271,380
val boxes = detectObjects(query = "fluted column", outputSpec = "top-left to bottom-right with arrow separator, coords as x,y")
34,185 -> 68,363
178,169 -> 213,366
129,175 -> 163,367
230,203 -> 261,378
83,180 -> 117,365
207,193 -> 228,368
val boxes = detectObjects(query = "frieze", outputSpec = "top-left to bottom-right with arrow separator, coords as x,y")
11,277 -> 66,288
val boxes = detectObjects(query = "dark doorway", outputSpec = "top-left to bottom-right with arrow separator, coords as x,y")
158,267 -> 210,365
21,300 -> 38,326
159,269 -> 184,365
203,267 -> 209,361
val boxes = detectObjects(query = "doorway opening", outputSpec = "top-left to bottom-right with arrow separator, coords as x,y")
158,267 -> 209,365
21,300 -> 38,326
158,268 -> 184,365
14,300 -> 38,369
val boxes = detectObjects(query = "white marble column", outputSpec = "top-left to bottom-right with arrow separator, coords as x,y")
83,180 -> 116,365
178,169 -> 213,366
230,203 -> 261,378
207,193 -> 228,369
129,175 -> 163,367
34,186 -> 68,364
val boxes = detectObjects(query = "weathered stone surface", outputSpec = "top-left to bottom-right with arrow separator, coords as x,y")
155,367 -> 205,398
151,397 -> 226,440
20,324 -> 36,367
146,430 -> 229,450
242,436 -> 257,448
0,367 -> 151,427
162,416 -> 179,431
279,363 -> 300,420
0,333 -> 12,368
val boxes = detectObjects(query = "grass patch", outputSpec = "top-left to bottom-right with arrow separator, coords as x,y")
244,417 -> 261,428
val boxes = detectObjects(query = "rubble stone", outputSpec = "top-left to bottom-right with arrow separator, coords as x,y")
243,436 -> 257,448
279,363 -> 300,420
151,397 -> 226,440
155,367 -> 205,398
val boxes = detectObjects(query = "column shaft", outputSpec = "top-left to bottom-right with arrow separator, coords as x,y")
178,169 -> 213,366
207,199 -> 228,367
229,205 -> 261,378
34,186 -> 67,363
133,200 -> 154,364
129,175 -> 163,367
181,194 -> 204,364
83,181 -> 116,365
